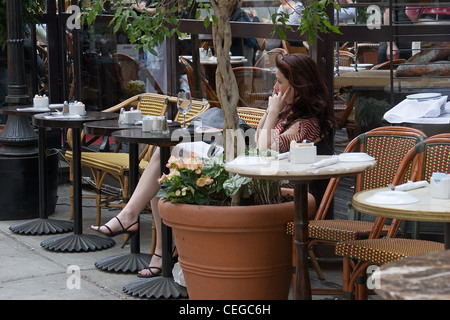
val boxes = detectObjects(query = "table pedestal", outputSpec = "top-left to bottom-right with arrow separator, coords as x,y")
107,128 -> 188,298
121,142 -> 187,298
40,127 -> 115,251
293,182 -> 312,300
95,143 -> 151,272
9,126 -> 73,234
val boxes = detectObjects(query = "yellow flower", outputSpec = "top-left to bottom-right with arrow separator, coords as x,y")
196,176 -> 213,187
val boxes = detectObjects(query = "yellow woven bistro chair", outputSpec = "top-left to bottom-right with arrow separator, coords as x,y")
336,133 -> 450,300
237,107 -> 266,128
168,96 -> 211,127
286,126 -> 427,294
65,93 -> 169,226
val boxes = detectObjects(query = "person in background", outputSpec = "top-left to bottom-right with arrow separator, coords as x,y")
256,53 -> 335,217
229,0 -> 260,65
377,0 -> 412,63
335,0 -> 356,24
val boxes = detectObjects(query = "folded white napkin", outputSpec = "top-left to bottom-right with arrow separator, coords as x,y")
17,106 -> 50,111
394,180 -> 429,191
44,114 -> 82,119
384,95 -> 448,123
310,156 -> 339,168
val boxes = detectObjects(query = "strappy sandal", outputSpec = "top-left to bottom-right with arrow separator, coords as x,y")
137,254 -> 162,278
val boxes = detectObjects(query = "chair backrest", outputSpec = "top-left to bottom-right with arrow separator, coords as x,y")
254,48 -> 287,68
356,43 -> 379,65
281,40 -> 309,55
374,133 -> 450,238
237,107 -> 266,128
113,53 -> 163,95
171,98 -> 211,126
335,50 -> 354,67
314,126 -> 427,220
179,56 -> 221,109
233,66 -> 276,109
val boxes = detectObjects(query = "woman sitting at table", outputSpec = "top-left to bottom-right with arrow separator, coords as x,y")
91,53 -> 335,278
257,53 -> 335,217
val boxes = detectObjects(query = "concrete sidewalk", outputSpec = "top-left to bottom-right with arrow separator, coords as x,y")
0,182 -> 156,300
0,180 -> 347,300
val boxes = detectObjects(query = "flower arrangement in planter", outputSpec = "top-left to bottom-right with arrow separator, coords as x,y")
157,150 -> 288,206
156,151 -> 295,300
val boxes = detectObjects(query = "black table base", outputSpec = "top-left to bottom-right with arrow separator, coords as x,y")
9,218 -> 74,235
41,234 -> 115,252
123,276 -> 188,299
95,252 -> 152,273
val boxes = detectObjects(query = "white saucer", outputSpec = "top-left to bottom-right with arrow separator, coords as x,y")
226,156 -> 271,166
365,190 -> 420,205
406,93 -> 442,101
230,56 -> 245,60
338,152 -> 375,162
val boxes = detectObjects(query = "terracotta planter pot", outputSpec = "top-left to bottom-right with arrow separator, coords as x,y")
159,200 -> 294,300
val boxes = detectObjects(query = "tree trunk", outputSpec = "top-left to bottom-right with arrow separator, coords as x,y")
209,0 -> 240,161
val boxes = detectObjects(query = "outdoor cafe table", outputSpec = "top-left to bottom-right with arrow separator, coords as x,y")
353,186 -> 450,300
83,119 -> 154,272
225,155 -> 376,300
111,127 -> 189,299
180,55 -> 247,89
33,111 -> 118,252
352,185 -> 450,249
6,106 -> 74,234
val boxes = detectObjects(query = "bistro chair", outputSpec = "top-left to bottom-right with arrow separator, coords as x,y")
64,93 -> 169,226
253,48 -> 287,68
179,56 -> 221,109
356,43 -> 379,65
233,67 -> 276,109
335,50 -> 355,67
281,40 -> 309,55
113,53 -> 163,95
335,133 -> 450,299
236,107 -> 266,128
288,126 -> 427,289
168,96 -> 211,126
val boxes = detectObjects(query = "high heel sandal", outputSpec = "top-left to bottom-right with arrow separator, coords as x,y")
93,217 -> 138,248
137,253 -> 162,278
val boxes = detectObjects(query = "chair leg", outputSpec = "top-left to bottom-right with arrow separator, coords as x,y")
308,246 -> 325,280
342,257 -> 354,300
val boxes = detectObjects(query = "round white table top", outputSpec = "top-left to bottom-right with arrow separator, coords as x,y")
224,155 -> 376,181
353,185 -> 450,222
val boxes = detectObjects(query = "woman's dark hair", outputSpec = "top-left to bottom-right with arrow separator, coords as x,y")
275,53 -> 335,138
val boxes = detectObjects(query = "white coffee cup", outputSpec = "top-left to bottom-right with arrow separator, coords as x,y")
69,103 -> 86,116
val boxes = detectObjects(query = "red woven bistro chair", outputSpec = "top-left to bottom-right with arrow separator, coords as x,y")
288,126 -> 427,295
336,133 -> 450,299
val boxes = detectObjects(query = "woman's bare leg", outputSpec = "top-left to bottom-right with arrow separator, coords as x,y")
137,196 -> 163,277
90,147 -> 162,234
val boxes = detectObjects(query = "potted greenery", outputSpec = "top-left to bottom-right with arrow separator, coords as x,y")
156,152 -> 294,299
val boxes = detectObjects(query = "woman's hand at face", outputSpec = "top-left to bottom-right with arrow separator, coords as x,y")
268,86 -> 291,113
